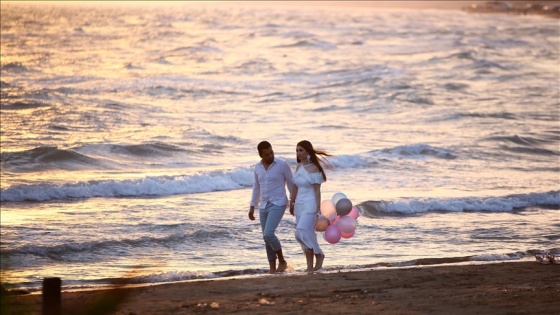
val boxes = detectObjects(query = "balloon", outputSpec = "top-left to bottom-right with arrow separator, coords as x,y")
331,192 -> 347,207
348,206 -> 360,220
335,198 -> 353,216
314,215 -> 330,232
340,230 -> 355,239
331,215 -> 340,226
320,200 -> 337,221
324,225 -> 341,244
337,216 -> 357,234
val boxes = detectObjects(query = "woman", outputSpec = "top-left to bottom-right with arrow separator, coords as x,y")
289,140 -> 332,272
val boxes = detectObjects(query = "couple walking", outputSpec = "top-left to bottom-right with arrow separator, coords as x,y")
248,140 -> 331,273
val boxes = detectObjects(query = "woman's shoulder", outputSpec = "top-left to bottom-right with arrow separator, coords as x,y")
304,163 -> 320,173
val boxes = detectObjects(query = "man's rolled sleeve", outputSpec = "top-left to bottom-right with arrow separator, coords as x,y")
250,170 -> 260,207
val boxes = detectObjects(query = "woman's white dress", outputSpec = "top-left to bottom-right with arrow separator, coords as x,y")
293,163 -> 324,254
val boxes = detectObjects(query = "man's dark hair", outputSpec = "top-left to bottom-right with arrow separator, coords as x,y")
257,141 -> 271,156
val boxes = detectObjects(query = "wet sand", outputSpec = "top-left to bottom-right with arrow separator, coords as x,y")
2,261 -> 559,314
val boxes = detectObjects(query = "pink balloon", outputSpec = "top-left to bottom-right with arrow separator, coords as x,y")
340,230 -> 355,239
324,225 -> 341,244
337,216 -> 357,234
331,215 -> 340,226
320,200 -> 337,221
335,198 -> 352,216
348,206 -> 360,220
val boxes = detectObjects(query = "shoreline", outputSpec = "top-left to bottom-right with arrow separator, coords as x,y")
1,255 -> 547,295
2,261 -> 558,314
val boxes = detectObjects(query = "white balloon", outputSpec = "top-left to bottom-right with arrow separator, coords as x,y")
331,192 -> 347,207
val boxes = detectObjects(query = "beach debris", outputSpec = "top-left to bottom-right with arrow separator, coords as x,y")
535,252 -> 559,264
258,298 -> 274,305
192,302 -> 220,309
535,253 -> 550,264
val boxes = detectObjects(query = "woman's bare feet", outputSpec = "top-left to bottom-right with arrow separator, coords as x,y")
313,254 -> 325,271
304,248 -> 314,273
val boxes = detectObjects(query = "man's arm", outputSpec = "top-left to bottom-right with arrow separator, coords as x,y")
283,161 -> 294,202
249,170 -> 260,220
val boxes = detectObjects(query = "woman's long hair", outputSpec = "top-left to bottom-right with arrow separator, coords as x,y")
296,140 -> 332,181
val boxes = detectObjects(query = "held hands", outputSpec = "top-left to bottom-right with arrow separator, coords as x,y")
289,203 -> 294,216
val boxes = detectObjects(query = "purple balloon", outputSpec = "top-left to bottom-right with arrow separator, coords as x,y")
324,225 -> 341,244
337,216 -> 357,234
335,198 -> 352,216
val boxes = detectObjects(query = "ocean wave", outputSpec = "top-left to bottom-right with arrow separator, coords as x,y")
460,112 -> 519,120
0,152 -> 370,201
389,91 -> 435,105
442,82 -> 470,91
273,39 -> 337,50
0,61 -> 30,73
0,168 -> 254,202
500,145 -> 560,156
472,59 -> 506,70
359,191 -> 560,216
0,143 -> 200,172
391,252 -> 526,267
0,100 -> 51,110
501,134 -> 558,146
234,58 -> 276,74
168,45 -> 222,54
376,143 -> 456,160
2,142 -> 448,175
1,229 -> 235,260
107,143 -> 188,157
1,146 -> 105,171
484,135 -> 560,156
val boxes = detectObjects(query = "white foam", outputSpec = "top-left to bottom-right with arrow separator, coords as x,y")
367,191 -> 560,214
0,168 -> 254,202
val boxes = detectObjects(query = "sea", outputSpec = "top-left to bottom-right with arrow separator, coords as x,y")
1,2 -> 559,293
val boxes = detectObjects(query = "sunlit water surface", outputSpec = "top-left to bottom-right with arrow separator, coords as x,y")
1,3 -> 558,292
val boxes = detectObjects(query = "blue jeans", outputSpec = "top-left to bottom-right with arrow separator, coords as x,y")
260,203 -> 285,261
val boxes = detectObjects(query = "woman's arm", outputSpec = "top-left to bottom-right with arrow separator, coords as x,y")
289,185 -> 298,216
313,183 -> 321,214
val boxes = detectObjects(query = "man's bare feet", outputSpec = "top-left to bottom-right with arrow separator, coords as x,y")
277,260 -> 287,272
268,260 -> 276,273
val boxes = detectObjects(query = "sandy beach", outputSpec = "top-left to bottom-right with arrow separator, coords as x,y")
2,261 -> 558,314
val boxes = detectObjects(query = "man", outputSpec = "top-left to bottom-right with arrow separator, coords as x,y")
249,141 -> 293,273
